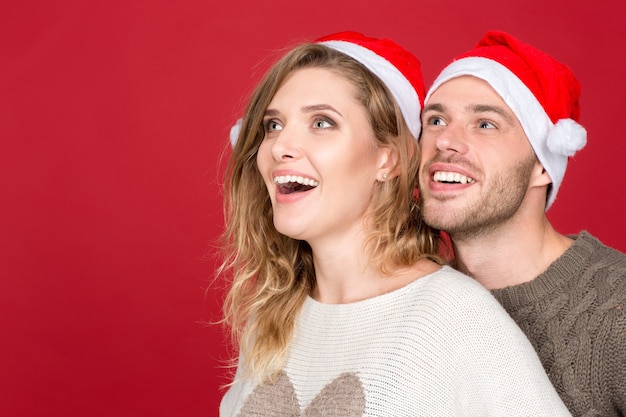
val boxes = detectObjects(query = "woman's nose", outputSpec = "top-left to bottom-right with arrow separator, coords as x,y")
270,125 -> 302,161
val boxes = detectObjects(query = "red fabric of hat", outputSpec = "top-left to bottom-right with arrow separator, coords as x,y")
460,31 -> 581,124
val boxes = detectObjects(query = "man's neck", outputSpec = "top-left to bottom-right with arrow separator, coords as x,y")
451,217 -> 573,290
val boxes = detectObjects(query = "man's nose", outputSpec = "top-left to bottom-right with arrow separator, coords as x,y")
433,123 -> 469,155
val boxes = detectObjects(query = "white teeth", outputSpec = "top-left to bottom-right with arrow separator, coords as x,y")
273,175 -> 319,187
433,171 -> 475,184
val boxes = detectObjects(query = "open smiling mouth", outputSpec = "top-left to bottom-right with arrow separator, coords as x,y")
274,175 -> 319,195
433,171 -> 476,184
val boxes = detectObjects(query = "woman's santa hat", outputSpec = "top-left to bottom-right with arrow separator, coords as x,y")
316,31 -> 424,139
427,30 -> 587,209
230,31 -> 425,145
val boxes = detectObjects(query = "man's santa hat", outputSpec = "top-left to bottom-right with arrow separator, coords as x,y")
426,30 -> 587,209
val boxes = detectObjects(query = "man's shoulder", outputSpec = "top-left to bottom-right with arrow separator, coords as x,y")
570,231 -> 626,271
564,232 -> 626,311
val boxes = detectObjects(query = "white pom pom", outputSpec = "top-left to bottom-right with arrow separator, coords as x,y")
229,118 -> 243,148
546,119 -> 587,157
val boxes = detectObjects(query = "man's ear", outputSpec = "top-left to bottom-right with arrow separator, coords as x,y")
530,159 -> 552,188
377,145 -> 399,181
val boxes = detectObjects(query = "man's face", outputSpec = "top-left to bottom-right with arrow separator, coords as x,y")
418,76 -> 538,239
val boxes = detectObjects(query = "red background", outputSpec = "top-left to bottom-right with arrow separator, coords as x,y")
2,0 -> 625,416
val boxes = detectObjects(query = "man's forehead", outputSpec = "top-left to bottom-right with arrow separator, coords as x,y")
428,75 -> 496,99
426,76 -> 513,113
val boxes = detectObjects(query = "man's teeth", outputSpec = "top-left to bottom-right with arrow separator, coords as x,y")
273,175 -> 319,187
433,171 -> 475,184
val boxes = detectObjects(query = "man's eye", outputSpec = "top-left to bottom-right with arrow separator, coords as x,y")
313,118 -> 334,129
478,120 -> 496,129
264,120 -> 283,132
426,116 -> 445,126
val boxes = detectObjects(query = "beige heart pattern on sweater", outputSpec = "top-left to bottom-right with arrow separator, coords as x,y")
237,371 -> 366,416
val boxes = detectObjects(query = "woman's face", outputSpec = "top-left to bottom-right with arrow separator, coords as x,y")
256,67 -> 389,246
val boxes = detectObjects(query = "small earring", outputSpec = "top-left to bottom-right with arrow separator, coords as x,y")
382,173 -> 388,180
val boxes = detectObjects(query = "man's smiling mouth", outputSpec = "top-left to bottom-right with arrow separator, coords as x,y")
433,171 -> 476,184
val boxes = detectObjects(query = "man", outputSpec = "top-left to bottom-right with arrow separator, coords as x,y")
419,30 -> 626,416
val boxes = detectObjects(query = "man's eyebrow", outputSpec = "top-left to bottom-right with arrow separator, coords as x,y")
469,104 -> 516,125
422,103 -> 444,113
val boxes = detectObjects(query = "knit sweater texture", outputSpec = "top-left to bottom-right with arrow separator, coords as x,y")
220,266 -> 570,416
492,231 -> 626,417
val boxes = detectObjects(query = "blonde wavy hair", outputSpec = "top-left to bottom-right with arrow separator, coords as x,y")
219,42 -> 443,383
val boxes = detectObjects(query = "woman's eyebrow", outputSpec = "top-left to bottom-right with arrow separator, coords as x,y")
301,104 -> 342,117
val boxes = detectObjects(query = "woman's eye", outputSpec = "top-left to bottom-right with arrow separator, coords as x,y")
313,118 -> 334,129
264,120 -> 283,132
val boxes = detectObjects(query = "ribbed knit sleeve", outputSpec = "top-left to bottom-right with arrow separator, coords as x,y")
491,232 -> 626,417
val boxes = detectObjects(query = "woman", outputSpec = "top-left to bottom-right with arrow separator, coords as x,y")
219,31 -> 570,416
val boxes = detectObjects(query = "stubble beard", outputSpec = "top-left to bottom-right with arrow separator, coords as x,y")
421,153 -> 537,241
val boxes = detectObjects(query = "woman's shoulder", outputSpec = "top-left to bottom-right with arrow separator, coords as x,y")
415,265 -> 497,299
411,266 -> 525,331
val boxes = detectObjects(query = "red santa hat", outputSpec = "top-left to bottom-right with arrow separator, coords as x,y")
230,31 -> 424,145
426,30 -> 587,209
316,31 -> 424,139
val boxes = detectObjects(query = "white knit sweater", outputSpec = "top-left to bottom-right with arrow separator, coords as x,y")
220,266 -> 571,416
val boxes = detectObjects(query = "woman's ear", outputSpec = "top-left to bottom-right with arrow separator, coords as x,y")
377,145 -> 399,181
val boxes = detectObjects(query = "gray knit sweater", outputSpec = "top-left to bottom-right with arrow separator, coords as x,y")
492,231 -> 626,417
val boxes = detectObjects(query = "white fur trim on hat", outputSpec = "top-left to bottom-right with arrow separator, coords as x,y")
230,118 -> 243,148
427,56 -> 586,209
319,40 -> 422,139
